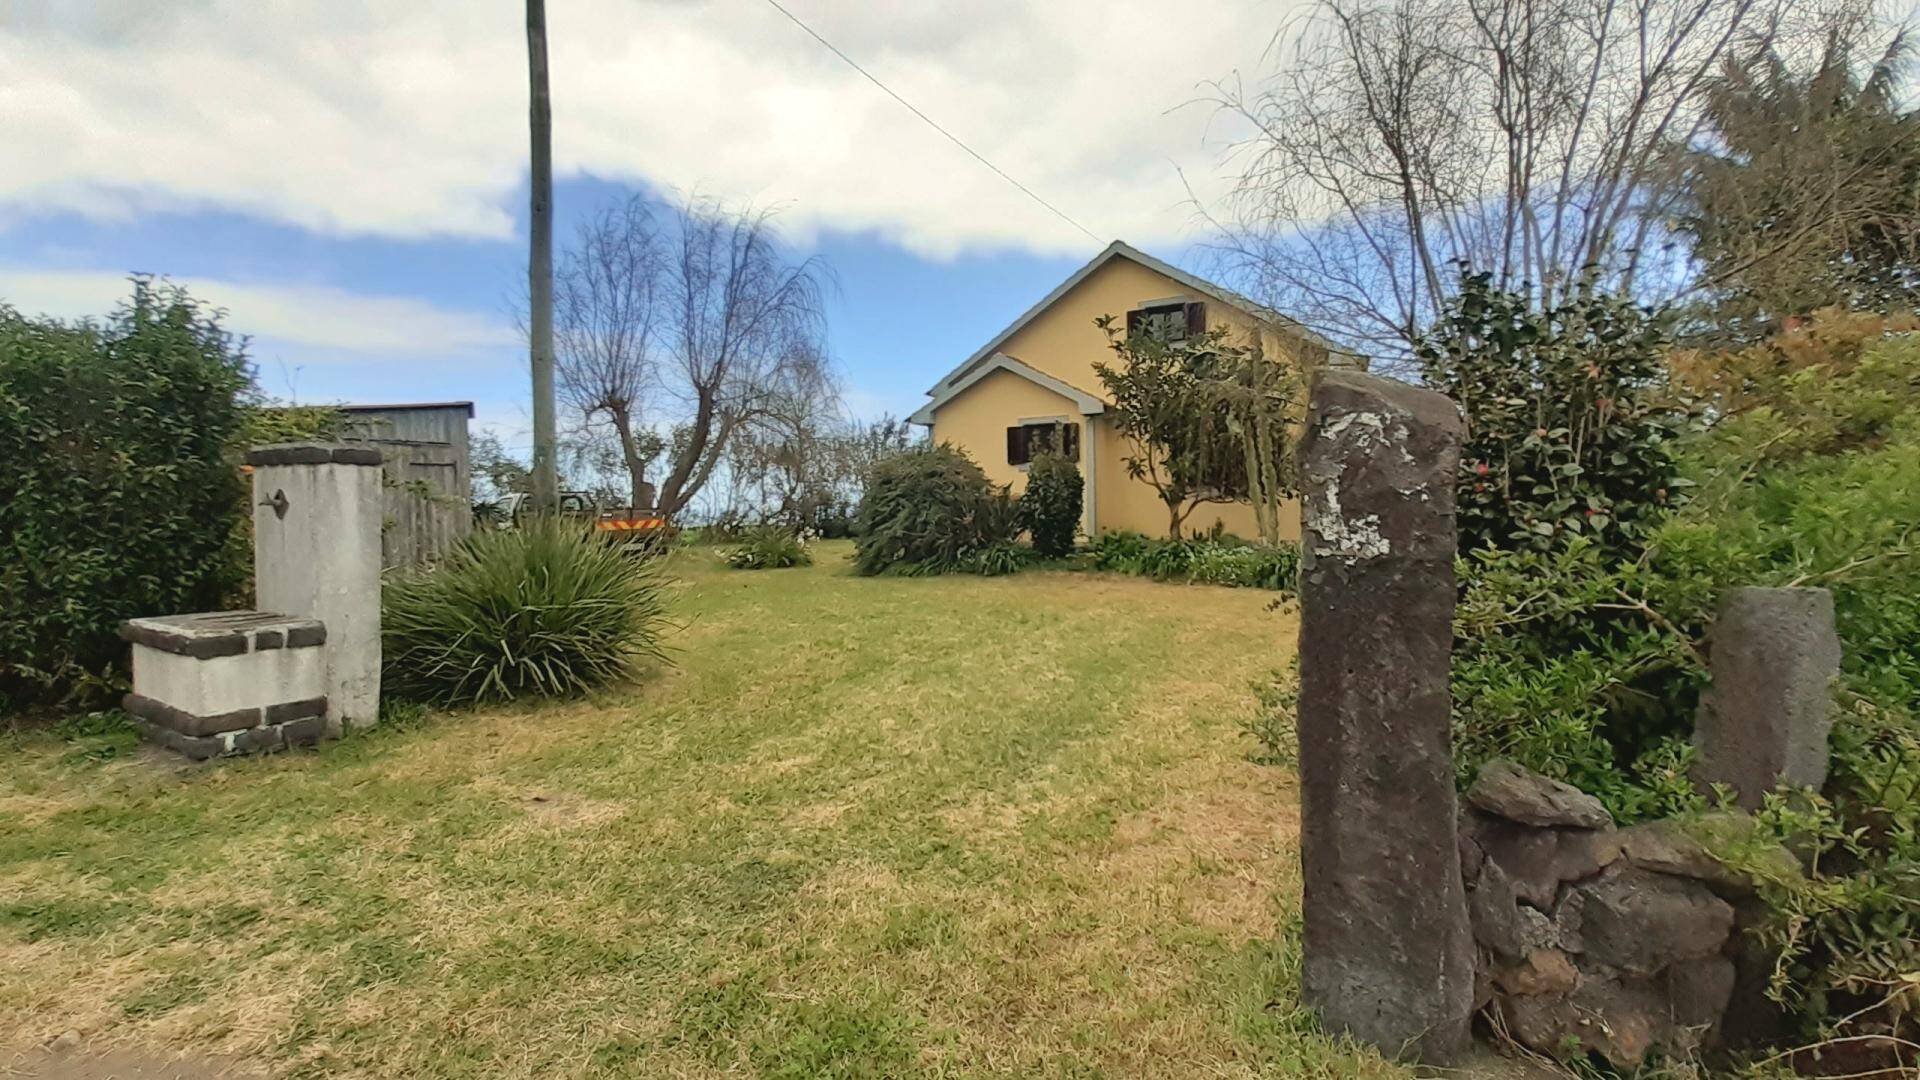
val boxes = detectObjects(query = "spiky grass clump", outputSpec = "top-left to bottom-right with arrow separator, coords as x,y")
382,518 -> 672,705
723,526 -> 812,570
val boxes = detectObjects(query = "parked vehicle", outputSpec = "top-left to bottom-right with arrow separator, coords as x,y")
490,491 -> 670,545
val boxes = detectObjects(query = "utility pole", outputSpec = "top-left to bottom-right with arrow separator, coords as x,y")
526,0 -> 559,511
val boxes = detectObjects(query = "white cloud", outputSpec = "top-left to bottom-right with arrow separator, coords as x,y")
0,267 -> 516,356
0,1 -> 1286,256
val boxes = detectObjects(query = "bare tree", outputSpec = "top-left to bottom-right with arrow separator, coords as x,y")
651,199 -> 832,519
525,0 -> 558,509
554,196 -> 666,507
1212,0 -> 1824,365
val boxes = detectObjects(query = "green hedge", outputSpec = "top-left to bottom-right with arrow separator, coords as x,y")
1,281 -> 252,712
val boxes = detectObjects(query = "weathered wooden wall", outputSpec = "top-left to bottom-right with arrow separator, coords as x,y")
339,404 -> 473,569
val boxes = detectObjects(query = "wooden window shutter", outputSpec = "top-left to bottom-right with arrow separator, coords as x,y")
1184,301 -> 1206,335
1006,426 -> 1025,465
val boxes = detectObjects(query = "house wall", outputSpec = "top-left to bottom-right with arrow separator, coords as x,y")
927,256 -> 1304,542
928,368 -> 1097,533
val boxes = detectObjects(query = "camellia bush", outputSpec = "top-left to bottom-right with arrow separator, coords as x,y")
853,443 -> 1021,576
1017,451 -> 1082,558
382,518 -> 672,705
1417,272 -> 1698,557
0,280 -> 252,712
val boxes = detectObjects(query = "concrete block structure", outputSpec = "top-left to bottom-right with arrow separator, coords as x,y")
121,612 -> 328,759
249,443 -> 384,733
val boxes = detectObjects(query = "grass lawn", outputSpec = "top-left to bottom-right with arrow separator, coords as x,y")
1,541 -> 1406,1078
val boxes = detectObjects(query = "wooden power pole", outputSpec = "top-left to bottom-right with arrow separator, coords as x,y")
526,0 -> 559,511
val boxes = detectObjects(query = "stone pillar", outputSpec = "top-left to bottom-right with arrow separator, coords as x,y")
248,444 -> 383,734
1693,586 -> 1842,810
1296,370 -> 1473,1064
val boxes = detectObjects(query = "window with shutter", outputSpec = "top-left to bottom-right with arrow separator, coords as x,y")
1007,421 -> 1080,466
1126,299 -> 1204,341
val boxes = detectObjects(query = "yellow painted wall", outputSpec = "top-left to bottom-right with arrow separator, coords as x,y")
927,367 -> 1089,518
927,254 -> 1304,542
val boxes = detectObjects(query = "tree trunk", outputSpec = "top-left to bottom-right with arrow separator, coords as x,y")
607,404 -> 655,510
526,0 -> 558,512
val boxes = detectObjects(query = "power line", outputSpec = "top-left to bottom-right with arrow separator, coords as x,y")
760,0 -> 1104,246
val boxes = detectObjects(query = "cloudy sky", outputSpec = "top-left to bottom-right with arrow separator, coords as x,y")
0,1 -> 1289,447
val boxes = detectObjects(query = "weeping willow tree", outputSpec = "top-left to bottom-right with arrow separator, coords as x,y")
1093,315 -> 1306,543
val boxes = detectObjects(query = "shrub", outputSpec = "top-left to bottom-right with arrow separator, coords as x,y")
382,518 -> 672,705
1018,452 -> 1082,558
1242,661 -> 1299,766
1088,529 -> 1298,592
853,444 -> 1017,576
0,280 -> 252,712
724,526 -> 812,570
1188,543 -> 1299,590
957,540 -> 1030,577
1418,272 -> 1698,556
1089,529 -> 1152,571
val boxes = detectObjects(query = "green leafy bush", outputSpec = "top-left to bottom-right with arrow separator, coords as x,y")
382,518 -> 672,705
1018,451 -> 1082,558
853,444 -> 1018,576
1089,529 -> 1298,592
0,280 -> 252,712
724,526 -> 812,570
1448,327 -> 1920,1042
1418,272 -> 1698,556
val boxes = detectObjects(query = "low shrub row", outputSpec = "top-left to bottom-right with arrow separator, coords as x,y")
1089,530 -> 1299,591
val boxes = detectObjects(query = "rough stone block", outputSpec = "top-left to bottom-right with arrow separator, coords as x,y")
1468,759 -> 1614,829
1297,371 -> 1473,1064
1693,586 -> 1842,810
1560,868 -> 1734,975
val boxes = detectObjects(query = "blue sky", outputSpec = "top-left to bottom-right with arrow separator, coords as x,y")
0,173 -> 1100,443
0,2 -> 1277,451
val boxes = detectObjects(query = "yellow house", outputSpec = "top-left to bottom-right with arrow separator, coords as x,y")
909,240 -> 1339,540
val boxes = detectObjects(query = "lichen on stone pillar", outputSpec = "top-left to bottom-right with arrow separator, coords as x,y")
1296,370 -> 1474,1064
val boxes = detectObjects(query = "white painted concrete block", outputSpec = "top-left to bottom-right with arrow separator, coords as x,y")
248,444 -> 384,734
121,611 -> 330,758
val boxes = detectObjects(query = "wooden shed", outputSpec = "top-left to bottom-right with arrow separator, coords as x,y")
339,401 -> 474,569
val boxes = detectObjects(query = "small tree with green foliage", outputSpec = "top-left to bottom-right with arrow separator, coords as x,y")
1417,272 -> 1698,557
1093,317 -> 1300,541
0,279 -> 252,711
1018,452 -> 1081,558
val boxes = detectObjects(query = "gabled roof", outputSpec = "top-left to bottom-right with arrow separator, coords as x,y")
908,353 -> 1105,425
923,240 -> 1332,398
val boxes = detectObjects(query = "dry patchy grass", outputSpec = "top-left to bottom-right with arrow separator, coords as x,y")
0,542 -> 1406,1079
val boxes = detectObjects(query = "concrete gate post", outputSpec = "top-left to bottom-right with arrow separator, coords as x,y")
1296,371 -> 1474,1064
248,444 -> 384,734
